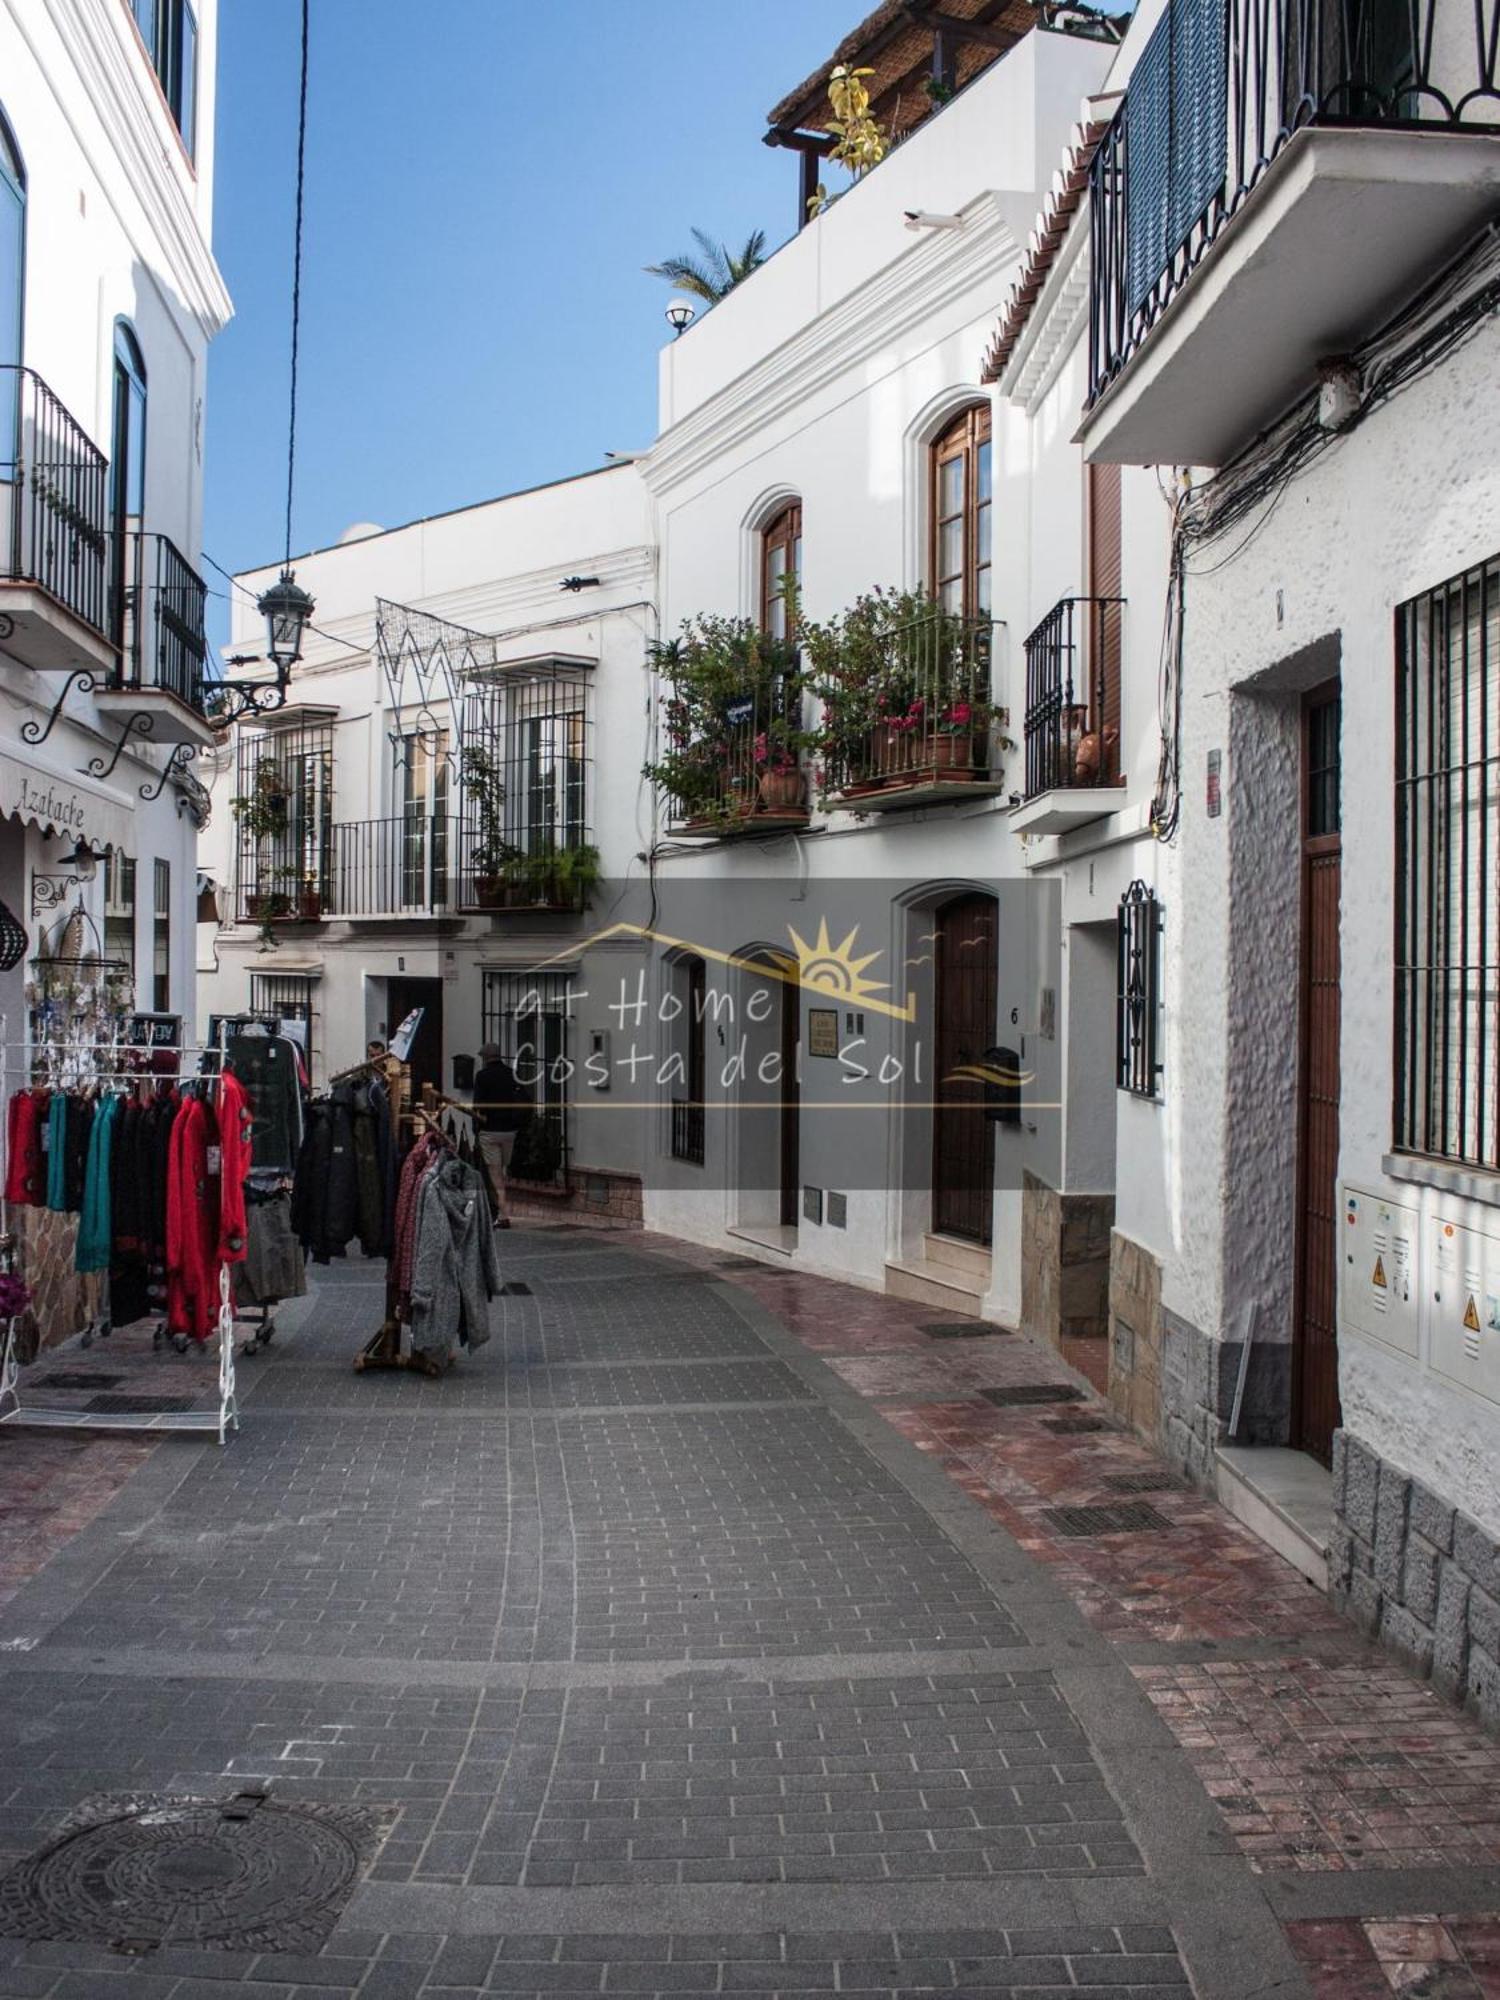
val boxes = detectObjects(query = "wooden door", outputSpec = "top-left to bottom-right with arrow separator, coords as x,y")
780,984 -> 800,1227
933,893 -> 998,1243
1293,688 -> 1343,1462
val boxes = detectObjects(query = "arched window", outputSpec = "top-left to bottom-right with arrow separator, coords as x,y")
0,108 -> 25,460
930,403 -> 991,619
761,500 -> 802,640
110,322 -> 147,645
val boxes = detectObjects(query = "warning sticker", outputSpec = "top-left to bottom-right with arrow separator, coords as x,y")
1372,1256 -> 1387,1288
1464,1293 -> 1482,1334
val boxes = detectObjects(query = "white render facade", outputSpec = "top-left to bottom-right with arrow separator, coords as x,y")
0,0 -> 229,1338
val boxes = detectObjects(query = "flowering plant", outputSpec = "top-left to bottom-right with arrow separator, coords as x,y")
753,729 -> 798,772
0,1271 -> 31,1320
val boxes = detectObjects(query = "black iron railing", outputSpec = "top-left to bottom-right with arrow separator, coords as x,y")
327,815 -> 456,917
671,1098 -> 706,1166
660,674 -> 810,833
1022,597 -> 1124,799
234,718 -> 334,924
116,531 -> 208,707
0,366 -> 110,637
1089,0 -> 1500,404
822,613 -> 994,800
1117,880 -> 1164,1096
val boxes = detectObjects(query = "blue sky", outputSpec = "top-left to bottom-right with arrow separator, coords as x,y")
204,0 -> 853,644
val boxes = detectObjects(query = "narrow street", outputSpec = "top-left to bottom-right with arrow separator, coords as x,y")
0,1231 -> 1497,1999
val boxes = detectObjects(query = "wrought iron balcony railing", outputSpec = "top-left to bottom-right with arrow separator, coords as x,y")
115,531 -> 208,709
1022,596 -> 1124,800
0,366 -> 110,638
327,815 -> 456,918
658,675 -> 811,836
1088,0 -> 1500,405
820,613 -> 995,803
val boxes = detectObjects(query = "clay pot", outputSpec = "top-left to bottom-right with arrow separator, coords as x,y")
758,766 -> 805,810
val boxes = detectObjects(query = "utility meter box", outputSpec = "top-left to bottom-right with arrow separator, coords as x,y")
1339,1187 -> 1419,1358
1430,1211 -> 1500,1408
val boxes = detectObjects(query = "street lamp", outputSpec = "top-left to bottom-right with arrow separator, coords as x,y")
256,569 -> 316,673
665,299 -> 696,337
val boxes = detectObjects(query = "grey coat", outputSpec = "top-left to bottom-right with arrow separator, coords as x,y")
408,1158 -> 500,1358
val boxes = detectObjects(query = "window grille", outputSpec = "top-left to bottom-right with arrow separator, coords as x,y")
249,973 -> 318,1079
1395,554 -> 1500,1169
235,717 -> 334,923
104,852 -> 136,991
1117,880 -> 1163,1096
481,968 -> 574,1185
152,857 -> 170,1012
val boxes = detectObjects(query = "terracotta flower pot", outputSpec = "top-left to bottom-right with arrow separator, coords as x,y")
758,766 -> 804,810
871,722 -> 916,779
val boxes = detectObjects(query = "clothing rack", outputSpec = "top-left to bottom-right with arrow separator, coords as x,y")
354,1083 -> 457,1381
0,1032 -> 241,1443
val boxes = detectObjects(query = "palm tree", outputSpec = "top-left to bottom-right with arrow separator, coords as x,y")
645,228 -> 768,304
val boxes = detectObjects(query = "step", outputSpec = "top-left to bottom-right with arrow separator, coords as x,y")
924,1233 -> 993,1282
885,1256 -> 987,1318
1213,1444 -> 1332,1592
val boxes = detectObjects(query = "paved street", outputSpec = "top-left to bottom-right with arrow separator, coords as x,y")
0,1230 -> 1497,1997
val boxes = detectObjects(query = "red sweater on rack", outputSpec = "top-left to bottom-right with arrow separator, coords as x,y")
4,1088 -> 48,1206
216,1069 -> 253,1263
165,1095 -> 220,1344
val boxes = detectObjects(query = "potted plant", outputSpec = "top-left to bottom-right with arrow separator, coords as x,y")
460,744 -> 520,907
645,618 -> 810,831
754,727 -> 805,810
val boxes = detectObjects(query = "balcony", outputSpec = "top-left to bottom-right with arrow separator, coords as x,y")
327,815 -> 456,920
817,610 -> 1003,813
0,367 -> 112,669
1011,596 -> 1124,836
649,619 -> 811,839
98,532 -> 214,744
1082,0 -> 1500,466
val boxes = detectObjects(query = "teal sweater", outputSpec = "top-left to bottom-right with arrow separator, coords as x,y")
76,1093 -> 118,1274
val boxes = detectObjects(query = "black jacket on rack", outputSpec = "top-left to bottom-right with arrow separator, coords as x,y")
291,1096 -> 359,1262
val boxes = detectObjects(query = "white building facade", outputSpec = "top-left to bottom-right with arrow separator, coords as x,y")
0,0 -> 229,1340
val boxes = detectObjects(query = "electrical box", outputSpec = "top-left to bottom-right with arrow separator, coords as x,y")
1339,1186 -> 1419,1358
1430,1211 -> 1500,1409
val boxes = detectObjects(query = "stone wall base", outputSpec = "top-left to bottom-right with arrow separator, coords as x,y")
1332,1429 -> 1500,1731
12,1206 -> 93,1362
1021,1171 -> 1113,1354
504,1167 -> 643,1230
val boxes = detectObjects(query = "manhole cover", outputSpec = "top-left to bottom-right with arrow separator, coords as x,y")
1044,1415 -> 1109,1433
34,1372 -> 123,1391
1041,1502 -> 1173,1537
0,1791 -> 389,1953
920,1321 -> 1008,1339
85,1395 -> 197,1415
980,1383 -> 1084,1406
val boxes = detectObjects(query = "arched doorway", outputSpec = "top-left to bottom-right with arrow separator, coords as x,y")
932,890 -> 998,1243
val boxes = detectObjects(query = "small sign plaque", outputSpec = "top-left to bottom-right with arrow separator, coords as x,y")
807,1007 -> 839,1058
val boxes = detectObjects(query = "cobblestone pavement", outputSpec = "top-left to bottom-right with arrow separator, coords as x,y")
0,1230 -> 1495,1996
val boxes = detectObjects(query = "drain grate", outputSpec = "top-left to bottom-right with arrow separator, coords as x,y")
1043,1416 -> 1109,1434
0,1791 -> 390,1953
34,1372 -> 123,1391
1042,1502 -> 1174,1537
980,1383 -> 1084,1407
920,1321 -> 1008,1340
499,1282 -> 533,1296
1103,1471 -> 1180,1493
84,1394 -> 196,1415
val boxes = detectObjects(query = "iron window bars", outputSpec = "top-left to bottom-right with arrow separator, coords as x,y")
1117,880 -> 1164,1096
1089,0 -> 1500,406
234,717 -> 334,924
1022,597 -> 1125,799
249,972 -> 317,1077
326,815 -> 458,919
822,612 -> 995,802
481,969 -> 574,1187
461,661 -> 592,907
0,366 -> 110,638
1395,552 -> 1500,1171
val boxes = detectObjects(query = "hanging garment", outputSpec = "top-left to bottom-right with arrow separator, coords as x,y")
63,1095 -> 94,1212
389,1132 -> 441,1303
227,1031 -> 304,1171
76,1094 -> 119,1273
165,1094 -> 220,1344
369,1074 -> 398,1254
349,1085 -> 385,1256
216,1068 -> 253,1264
45,1092 -> 68,1211
236,1183 -> 306,1304
5,1088 -> 48,1206
408,1157 -> 500,1360
290,1096 -> 360,1263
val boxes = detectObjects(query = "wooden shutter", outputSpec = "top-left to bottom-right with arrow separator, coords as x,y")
1125,10 -> 1172,316
1170,0 -> 1228,249
1088,461 -> 1122,781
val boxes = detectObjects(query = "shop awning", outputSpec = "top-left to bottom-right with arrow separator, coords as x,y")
0,743 -> 135,856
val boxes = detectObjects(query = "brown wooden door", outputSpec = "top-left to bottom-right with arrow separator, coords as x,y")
780,985 -> 800,1227
933,892 -> 998,1243
1293,688 -> 1343,1462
